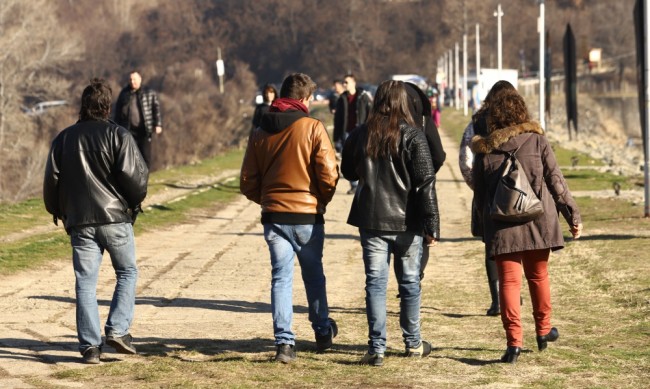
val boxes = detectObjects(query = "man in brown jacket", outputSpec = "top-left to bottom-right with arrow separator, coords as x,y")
240,73 -> 339,364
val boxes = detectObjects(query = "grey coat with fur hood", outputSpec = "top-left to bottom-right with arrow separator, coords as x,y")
471,122 -> 581,258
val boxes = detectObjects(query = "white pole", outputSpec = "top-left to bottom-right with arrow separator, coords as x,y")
448,49 -> 454,107
494,4 -> 504,71
538,0 -> 546,130
455,42 -> 460,110
444,51 -> 449,100
476,23 -> 481,106
463,32 -> 468,116
217,47 -> 224,94
643,0 -> 650,217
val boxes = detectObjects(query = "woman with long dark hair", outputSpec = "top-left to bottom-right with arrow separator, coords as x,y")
342,80 -> 439,367
471,86 -> 583,363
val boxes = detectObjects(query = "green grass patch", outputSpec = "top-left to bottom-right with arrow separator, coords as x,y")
0,233 -> 69,274
0,150 -> 245,275
133,178 -> 241,235
0,198 -> 52,237
564,169 -> 641,191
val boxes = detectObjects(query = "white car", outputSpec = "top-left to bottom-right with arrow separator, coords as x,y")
22,100 -> 68,116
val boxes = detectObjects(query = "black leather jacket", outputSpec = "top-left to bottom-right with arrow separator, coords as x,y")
341,122 -> 440,238
43,119 -> 149,231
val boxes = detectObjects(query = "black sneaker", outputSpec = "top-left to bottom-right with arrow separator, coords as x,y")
359,352 -> 384,366
315,318 -> 338,352
106,333 -> 137,354
82,347 -> 101,364
275,344 -> 296,364
405,340 -> 432,358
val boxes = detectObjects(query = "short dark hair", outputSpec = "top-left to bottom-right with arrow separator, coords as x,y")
79,78 -> 112,121
344,74 -> 356,81
280,73 -> 316,100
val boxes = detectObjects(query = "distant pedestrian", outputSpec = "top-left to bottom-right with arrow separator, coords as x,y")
427,86 -> 441,129
328,79 -> 345,114
252,83 -> 277,131
404,82 -> 446,280
334,73 -> 373,194
342,80 -> 439,367
471,85 -> 583,363
459,80 -> 517,317
240,73 -> 340,364
114,70 -> 162,167
43,78 -> 148,364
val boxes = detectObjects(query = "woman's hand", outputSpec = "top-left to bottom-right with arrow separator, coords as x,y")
570,223 -> 583,239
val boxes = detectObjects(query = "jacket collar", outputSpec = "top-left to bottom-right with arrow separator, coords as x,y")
470,121 -> 544,154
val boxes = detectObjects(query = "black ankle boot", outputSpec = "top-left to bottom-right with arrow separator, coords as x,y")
486,280 -> 500,316
500,346 -> 521,363
536,327 -> 559,351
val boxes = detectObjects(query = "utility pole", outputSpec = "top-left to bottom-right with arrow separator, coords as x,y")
643,0 -> 650,217
463,33 -> 468,116
463,1 -> 468,116
494,3 -> 504,71
447,49 -> 456,107
444,51 -> 449,101
476,23 -> 481,105
538,0 -> 546,130
455,42 -> 460,110
216,47 -> 225,94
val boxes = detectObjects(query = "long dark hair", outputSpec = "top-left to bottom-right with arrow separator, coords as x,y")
365,80 -> 414,159
472,80 -> 516,136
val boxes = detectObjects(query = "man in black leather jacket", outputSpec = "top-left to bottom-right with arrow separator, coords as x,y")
43,78 -> 148,364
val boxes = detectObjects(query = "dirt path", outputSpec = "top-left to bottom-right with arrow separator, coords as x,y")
0,132 -> 475,388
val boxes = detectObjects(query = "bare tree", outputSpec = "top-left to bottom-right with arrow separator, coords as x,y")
0,0 -> 81,201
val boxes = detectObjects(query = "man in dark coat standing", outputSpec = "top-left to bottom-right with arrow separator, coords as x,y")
44,78 -> 149,364
114,71 -> 162,167
333,74 -> 373,194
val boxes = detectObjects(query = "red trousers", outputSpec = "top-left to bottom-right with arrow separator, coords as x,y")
495,249 -> 552,348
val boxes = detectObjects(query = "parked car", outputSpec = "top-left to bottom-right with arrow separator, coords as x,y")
22,100 -> 68,116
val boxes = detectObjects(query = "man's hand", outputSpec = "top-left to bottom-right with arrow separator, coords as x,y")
155,126 -> 162,134
425,235 -> 438,247
570,223 -> 583,239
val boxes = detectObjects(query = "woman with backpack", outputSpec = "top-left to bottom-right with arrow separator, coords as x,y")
470,86 -> 583,363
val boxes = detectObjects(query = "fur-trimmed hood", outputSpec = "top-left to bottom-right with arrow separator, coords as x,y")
470,121 -> 544,154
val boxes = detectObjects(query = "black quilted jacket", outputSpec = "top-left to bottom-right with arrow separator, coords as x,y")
341,122 -> 440,238
114,86 -> 162,137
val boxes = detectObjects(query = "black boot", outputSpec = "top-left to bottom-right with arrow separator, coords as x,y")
536,327 -> 559,351
486,280 -> 500,316
500,346 -> 521,363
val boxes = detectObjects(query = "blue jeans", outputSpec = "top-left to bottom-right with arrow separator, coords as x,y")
70,223 -> 138,353
263,223 -> 330,345
360,229 -> 423,354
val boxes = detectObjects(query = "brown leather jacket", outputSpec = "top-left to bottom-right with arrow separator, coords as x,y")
240,109 -> 339,224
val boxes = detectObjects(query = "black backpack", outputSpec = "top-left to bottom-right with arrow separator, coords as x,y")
489,136 -> 544,222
